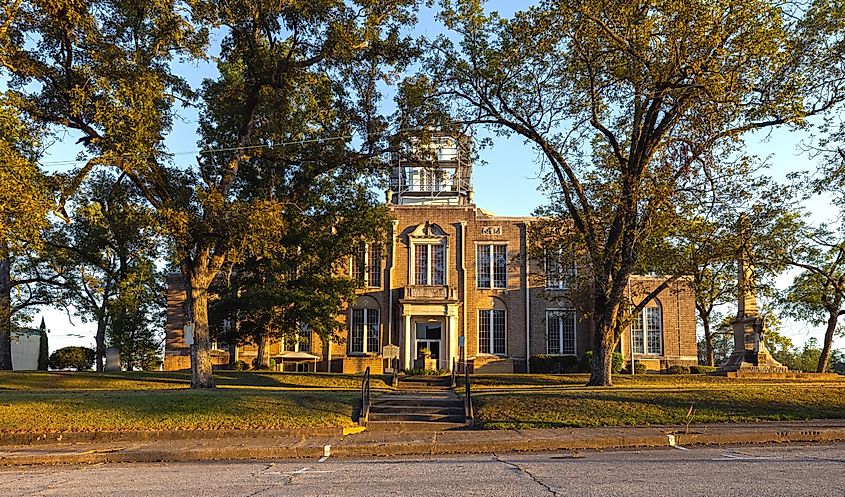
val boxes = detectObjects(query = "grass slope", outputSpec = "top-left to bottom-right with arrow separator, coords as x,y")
0,371 -> 386,434
469,374 -> 845,429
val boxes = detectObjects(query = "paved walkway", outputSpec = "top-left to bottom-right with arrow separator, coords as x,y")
2,420 -> 845,465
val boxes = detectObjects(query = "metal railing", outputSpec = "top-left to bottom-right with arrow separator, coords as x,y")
464,365 -> 474,421
391,358 -> 399,388
359,366 -> 371,427
451,358 -> 457,389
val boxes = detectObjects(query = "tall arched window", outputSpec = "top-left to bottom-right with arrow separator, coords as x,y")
632,301 -> 663,355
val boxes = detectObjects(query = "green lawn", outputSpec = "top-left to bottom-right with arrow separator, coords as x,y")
0,371 -> 387,434
0,371 -> 391,391
467,374 -> 845,429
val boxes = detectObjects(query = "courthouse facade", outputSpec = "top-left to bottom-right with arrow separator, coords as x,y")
164,136 -> 698,373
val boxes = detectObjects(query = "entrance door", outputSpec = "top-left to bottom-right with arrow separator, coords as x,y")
415,322 -> 442,368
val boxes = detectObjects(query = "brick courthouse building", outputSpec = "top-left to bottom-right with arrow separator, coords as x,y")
164,136 -> 698,373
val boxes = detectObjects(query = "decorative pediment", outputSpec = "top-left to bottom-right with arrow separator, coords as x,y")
408,221 -> 448,240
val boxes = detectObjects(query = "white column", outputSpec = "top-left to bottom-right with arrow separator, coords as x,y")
404,313 -> 412,369
449,313 -> 459,371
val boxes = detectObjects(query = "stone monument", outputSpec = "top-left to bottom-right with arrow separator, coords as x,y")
718,217 -> 787,373
104,347 -> 122,372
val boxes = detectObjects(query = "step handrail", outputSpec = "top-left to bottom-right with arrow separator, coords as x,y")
464,365 -> 474,420
391,358 -> 399,388
360,366 -> 371,426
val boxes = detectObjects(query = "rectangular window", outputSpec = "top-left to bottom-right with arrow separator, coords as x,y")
351,308 -> 379,354
353,245 -> 366,286
284,325 -> 311,352
367,244 -> 382,287
478,309 -> 506,355
477,244 -> 507,289
546,310 -> 576,355
415,245 -> 429,285
352,244 -> 381,288
414,243 -> 446,286
432,243 -> 445,285
545,251 -> 576,290
632,312 -> 645,354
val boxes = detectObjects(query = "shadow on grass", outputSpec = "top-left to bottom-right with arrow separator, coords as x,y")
0,388 -> 360,433
472,385 -> 845,429
0,371 -> 391,392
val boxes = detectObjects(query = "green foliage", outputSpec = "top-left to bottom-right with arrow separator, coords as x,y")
690,365 -> 717,374
48,172 -> 164,371
697,312 -> 734,366
48,347 -> 95,371
623,361 -> 648,375
666,365 -> 691,375
2,0 -> 422,387
530,355 -> 580,374
416,0 -> 845,388
37,318 -> 48,371
403,368 -> 448,376
582,351 -> 625,374
0,95 -> 50,252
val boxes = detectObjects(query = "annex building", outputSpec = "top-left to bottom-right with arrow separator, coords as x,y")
164,136 -> 698,373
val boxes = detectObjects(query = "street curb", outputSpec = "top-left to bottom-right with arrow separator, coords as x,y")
3,425 -> 845,466
0,427 -> 350,446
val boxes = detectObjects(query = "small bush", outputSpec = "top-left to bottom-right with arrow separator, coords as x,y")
581,351 -> 625,374
530,355 -> 580,373
666,364 -> 691,375
234,360 -> 249,371
690,365 -> 717,374
623,361 -> 648,374
403,368 -> 448,376
48,347 -> 95,371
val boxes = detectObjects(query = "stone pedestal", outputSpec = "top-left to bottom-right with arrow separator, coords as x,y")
718,315 -> 787,373
104,347 -> 122,372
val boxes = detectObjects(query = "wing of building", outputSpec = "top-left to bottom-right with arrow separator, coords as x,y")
164,135 -> 698,373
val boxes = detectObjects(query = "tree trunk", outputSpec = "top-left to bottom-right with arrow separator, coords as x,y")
0,251 -> 12,370
256,333 -> 270,369
587,320 -> 617,386
94,310 -> 107,372
701,312 -> 715,367
187,284 -> 215,388
817,305 -> 840,373
94,278 -> 113,372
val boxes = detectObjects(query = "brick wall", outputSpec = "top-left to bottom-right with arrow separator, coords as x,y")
163,204 -> 699,373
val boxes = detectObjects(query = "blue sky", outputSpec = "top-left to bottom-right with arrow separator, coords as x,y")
31,1 -> 842,354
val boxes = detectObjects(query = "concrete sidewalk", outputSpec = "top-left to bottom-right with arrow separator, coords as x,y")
3,420 -> 845,466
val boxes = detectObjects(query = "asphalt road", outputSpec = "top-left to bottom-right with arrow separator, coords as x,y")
2,443 -> 844,497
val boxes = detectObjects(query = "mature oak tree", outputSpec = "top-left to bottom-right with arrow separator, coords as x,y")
412,0 -> 845,385
3,0 -> 420,386
0,94 -> 53,370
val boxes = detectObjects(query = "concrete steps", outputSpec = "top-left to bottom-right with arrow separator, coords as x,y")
365,376 -> 466,430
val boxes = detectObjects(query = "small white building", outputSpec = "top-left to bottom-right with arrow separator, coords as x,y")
11,328 -> 42,370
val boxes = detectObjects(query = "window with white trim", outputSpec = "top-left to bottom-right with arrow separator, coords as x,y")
544,250 -> 576,290
477,244 -> 507,289
352,244 -> 382,288
414,242 -> 446,285
350,308 -> 379,354
283,325 -> 311,353
546,310 -> 576,355
632,304 -> 663,355
478,309 -> 506,355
